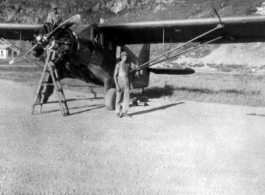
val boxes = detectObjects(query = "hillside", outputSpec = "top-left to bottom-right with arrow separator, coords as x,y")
1,0 -> 264,24
1,0 -> 265,73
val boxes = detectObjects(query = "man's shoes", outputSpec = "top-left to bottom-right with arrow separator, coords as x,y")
116,113 -> 122,118
122,113 -> 132,118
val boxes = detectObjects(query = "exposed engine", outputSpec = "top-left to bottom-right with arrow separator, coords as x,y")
33,28 -> 77,64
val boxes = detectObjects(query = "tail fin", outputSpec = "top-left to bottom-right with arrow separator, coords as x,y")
123,44 -> 151,89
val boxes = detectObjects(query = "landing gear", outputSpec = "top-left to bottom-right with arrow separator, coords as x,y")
105,88 -> 116,111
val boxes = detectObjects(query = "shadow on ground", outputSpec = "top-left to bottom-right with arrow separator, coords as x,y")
69,104 -> 105,116
177,87 -> 260,95
173,87 -> 260,95
34,96 -> 105,116
247,113 -> 265,117
131,85 -> 260,100
131,85 -> 174,100
131,102 -> 185,116
44,97 -> 103,105
38,104 -> 105,116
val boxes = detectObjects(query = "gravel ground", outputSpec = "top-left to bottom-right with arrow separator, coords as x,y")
1,79 -> 265,194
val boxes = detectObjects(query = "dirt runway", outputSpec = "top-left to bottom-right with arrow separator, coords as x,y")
0,79 -> 265,194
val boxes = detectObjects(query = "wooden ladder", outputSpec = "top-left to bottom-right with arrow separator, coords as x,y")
31,50 -> 70,116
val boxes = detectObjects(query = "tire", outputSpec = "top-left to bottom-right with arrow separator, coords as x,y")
105,88 -> 116,111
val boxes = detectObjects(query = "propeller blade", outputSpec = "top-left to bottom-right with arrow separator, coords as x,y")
9,15 -> 81,65
9,44 -> 38,65
47,14 -> 81,39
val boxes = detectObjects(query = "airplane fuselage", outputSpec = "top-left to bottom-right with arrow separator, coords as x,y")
41,24 -> 149,96
34,24 -> 118,95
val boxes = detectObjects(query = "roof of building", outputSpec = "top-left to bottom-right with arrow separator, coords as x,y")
0,44 -> 10,49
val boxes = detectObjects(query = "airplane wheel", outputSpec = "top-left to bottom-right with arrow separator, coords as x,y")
105,88 -> 116,111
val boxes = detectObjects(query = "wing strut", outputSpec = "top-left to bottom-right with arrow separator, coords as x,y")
131,25 -> 224,73
166,39 -> 173,59
19,31 -> 22,51
131,8 -> 224,73
138,36 -> 222,71
163,28 -> 165,53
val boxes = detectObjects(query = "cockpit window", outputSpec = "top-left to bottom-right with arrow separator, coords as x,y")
93,29 -> 100,44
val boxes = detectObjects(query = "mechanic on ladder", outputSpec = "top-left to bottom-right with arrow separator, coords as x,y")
44,2 -> 63,33
37,2 -> 63,103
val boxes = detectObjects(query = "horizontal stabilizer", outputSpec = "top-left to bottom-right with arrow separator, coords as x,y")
148,67 -> 195,75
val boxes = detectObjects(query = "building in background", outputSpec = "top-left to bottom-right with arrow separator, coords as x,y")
0,44 -> 8,59
0,41 -> 19,61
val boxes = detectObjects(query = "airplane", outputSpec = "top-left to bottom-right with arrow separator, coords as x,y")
1,10 -> 265,114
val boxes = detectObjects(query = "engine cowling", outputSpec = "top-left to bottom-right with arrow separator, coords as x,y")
33,28 -> 77,64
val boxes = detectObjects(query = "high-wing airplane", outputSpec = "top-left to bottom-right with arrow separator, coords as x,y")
1,12 -> 265,113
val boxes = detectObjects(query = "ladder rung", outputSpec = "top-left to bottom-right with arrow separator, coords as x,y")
32,50 -> 70,116
41,92 -> 51,94
41,81 -> 50,84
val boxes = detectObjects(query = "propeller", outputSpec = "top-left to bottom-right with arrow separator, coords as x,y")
9,44 -> 38,65
46,14 -> 81,40
9,14 -> 81,65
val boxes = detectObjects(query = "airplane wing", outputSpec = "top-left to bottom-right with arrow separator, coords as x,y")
0,24 -> 43,41
2,15 -> 265,44
98,16 -> 265,44
0,15 -> 81,42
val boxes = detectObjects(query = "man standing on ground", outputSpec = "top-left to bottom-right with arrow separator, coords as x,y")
114,51 -> 132,118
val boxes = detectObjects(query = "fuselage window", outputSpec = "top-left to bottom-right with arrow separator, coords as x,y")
93,27 -> 100,45
94,33 -> 99,44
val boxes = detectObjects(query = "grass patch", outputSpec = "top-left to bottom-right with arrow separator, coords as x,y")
1,65 -> 265,107
172,86 -> 265,107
